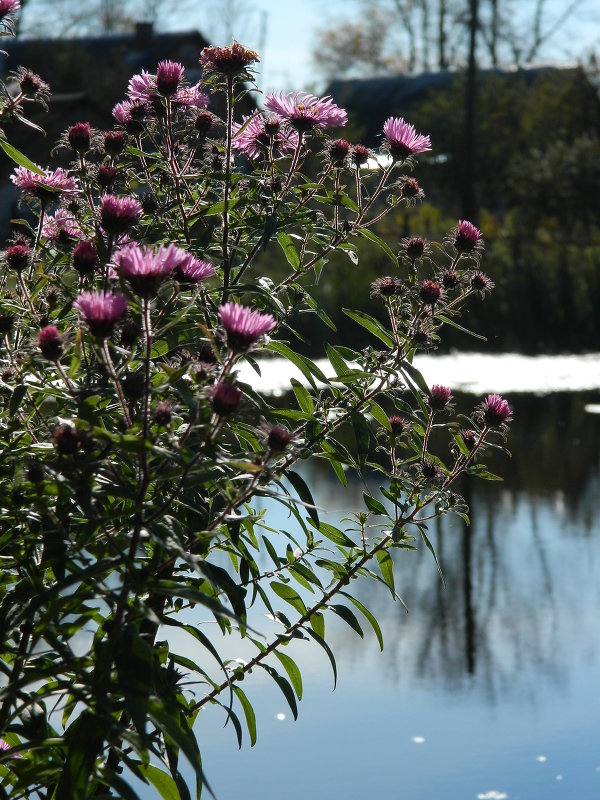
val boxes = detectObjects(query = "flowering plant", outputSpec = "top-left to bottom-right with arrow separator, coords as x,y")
0,36 -> 511,800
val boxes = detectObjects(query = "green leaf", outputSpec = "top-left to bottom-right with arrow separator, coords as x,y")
376,550 -> 395,597
341,593 -> 384,651
0,139 -> 45,173
277,231 -> 300,269
115,624 -> 153,735
436,313 -> 487,341
273,650 -> 303,699
291,378 -> 314,413
343,308 -> 395,348
9,384 -> 27,417
233,686 -> 257,747
138,765 -> 181,800
350,411 -> 370,468
270,581 -> 308,616
315,521 -> 356,548
286,470 -> 319,527
368,400 -> 392,431
150,339 -> 170,358
355,226 -> 398,263
259,664 -> 298,720
363,492 -> 387,515
309,611 -> 325,638
325,343 -> 348,377
418,527 -> 446,586
329,604 -> 364,638
267,341 -> 327,390
399,361 -> 430,396
305,627 -> 337,689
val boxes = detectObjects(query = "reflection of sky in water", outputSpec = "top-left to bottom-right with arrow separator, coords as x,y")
167,393 -> 600,799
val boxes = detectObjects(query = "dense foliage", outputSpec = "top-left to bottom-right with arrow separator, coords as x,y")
0,18 -> 511,800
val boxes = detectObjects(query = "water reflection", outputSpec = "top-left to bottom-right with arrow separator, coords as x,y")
198,391 -> 600,800
303,392 -> 600,704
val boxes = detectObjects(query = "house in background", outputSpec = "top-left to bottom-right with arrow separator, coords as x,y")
0,23 -> 256,232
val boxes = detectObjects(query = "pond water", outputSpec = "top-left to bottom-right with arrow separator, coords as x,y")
193,390 -> 600,800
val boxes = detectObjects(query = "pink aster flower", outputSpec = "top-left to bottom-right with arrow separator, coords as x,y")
479,394 -> 512,427
232,112 -> 298,160
114,242 -> 181,297
175,253 -> 216,283
0,737 -> 22,758
382,117 -> 432,160
173,82 -> 210,109
74,290 -> 128,338
100,194 -> 142,235
127,70 -> 155,102
41,208 -> 83,242
218,301 -> 275,351
453,220 -> 483,254
11,166 -> 78,202
200,41 -> 259,76
0,0 -> 20,21
156,61 -> 184,97
264,92 -> 348,132
429,384 -> 453,411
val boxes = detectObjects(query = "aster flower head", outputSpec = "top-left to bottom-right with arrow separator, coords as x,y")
194,110 -> 214,134
218,301 -> 275,352
401,235 -> 427,260
156,61 -> 184,96
173,82 -> 210,109
175,253 -> 216,284
478,394 -> 512,427
104,130 -> 126,156
470,271 -> 494,297
100,194 -> 142,235
4,241 -> 30,272
370,276 -> 403,299
266,424 -> 292,453
97,165 -> 117,188
11,166 -> 78,203
127,70 -> 155,102
74,290 -> 128,338
200,41 -> 259,76
212,381 -> 242,416
0,0 -> 20,22
460,428 -> 477,450
53,424 -> 80,455
382,117 -> 432,161
114,242 -> 182,297
452,220 -> 483,255
232,112 -> 298,160
13,67 -> 50,106
38,325 -> 63,360
429,384 -> 453,411
67,122 -> 91,153
351,144 -> 371,167
401,176 -> 424,202
389,415 -> 408,436
41,208 -> 83,242
112,100 -> 146,133
419,279 -> 443,306
73,240 -> 97,275
442,270 -> 461,290
326,138 -> 351,165
264,91 -> 348,133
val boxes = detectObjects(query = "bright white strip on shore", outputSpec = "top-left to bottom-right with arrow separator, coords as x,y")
236,352 -> 600,396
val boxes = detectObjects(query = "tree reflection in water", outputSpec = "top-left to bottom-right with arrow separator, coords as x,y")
317,391 -> 600,705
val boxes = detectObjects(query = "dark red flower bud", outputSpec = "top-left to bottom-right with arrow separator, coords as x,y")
212,382 -> 242,416
429,384 -> 452,411
104,130 -> 126,156
267,425 -> 292,452
38,325 -> 63,360
97,165 -> 117,188
5,243 -> 30,272
73,240 -> 97,275
420,279 -> 442,306
67,122 -> 91,153
53,424 -> 79,455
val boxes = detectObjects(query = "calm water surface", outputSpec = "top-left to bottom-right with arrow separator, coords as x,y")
193,392 -> 600,800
